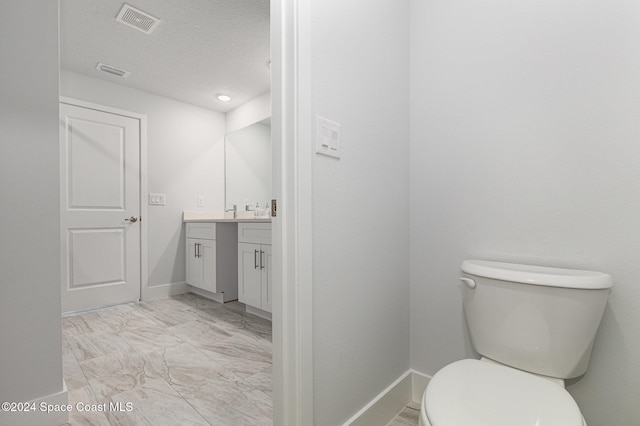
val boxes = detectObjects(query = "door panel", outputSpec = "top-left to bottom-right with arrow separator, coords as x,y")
67,119 -> 125,209
262,245 -> 272,313
68,228 -> 125,288
202,240 -> 216,293
60,102 -> 141,313
186,238 -> 200,287
186,238 -> 206,289
238,242 -> 262,307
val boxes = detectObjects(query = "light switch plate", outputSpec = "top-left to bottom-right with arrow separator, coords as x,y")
315,115 -> 341,159
149,193 -> 166,205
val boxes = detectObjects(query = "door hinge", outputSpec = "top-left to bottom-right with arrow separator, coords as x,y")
271,199 -> 277,217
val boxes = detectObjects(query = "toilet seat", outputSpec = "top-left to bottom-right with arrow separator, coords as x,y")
422,359 -> 584,426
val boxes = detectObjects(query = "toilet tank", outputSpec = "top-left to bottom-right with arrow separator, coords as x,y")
461,260 -> 612,379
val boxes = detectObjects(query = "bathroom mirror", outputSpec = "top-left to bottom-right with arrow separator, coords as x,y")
225,118 -> 272,211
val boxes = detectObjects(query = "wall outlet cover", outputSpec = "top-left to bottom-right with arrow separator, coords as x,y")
149,193 -> 166,205
315,115 -> 341,159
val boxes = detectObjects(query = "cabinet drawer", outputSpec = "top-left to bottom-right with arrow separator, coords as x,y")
238,223 -> 272,245
186,223 -> 216,240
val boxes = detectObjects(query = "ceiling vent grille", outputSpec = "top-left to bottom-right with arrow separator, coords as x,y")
96,62 -> 130,78
115,4 -> 161,35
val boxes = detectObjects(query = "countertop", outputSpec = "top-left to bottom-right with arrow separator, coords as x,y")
182,211 -> 272,223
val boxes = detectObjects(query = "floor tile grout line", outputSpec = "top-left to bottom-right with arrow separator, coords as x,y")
162,372 -> 215,426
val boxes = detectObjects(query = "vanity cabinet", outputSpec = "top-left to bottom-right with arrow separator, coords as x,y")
238,223 -> 272,313
186,237 -> 215,291
186,222 -> 237,302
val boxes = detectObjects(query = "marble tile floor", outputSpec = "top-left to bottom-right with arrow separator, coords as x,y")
61,293 -> 272,426
388,401 -> 421,426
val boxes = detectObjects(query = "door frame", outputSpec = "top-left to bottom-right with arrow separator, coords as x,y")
272,0 -> 314,423
59,96 -> 148,308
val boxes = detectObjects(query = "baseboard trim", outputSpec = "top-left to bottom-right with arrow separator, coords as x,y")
142,281 -> 189,300
188,286 -> 225,303
343,370 -> 432,426
245,305 -> 272,321
0,385 -> 68,426
343,371 -> 412,426
410,369 -> 431,402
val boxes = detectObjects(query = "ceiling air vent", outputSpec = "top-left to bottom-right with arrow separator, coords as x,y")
115,3 -> 161,35
96,62 -> 130,78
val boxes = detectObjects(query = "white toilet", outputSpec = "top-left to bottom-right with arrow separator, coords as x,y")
419,260 -> 612,426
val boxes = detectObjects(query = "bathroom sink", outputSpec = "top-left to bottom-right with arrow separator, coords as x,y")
236,211 -> 256,219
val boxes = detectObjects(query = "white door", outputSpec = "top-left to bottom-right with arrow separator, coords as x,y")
60,102 -> 141,313
201,239 -> 216,293
238,242 -> 262,308
261,245 -> 272,313
186,238 -> 202,288
186,238 -> 217,293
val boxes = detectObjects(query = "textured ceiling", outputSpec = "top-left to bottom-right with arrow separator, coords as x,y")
60,0 -> 270,113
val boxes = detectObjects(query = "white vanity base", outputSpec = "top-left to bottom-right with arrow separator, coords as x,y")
188,285 -> 227,304
183,214 -> 273,318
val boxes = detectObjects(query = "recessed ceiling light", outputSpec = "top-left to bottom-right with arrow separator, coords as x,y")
216,94 -> 232,102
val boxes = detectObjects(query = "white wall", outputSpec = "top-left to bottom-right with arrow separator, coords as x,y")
307,0 -> 411,424
0,1 -> 66,424
226,91 -> 271,134
60,70 -> 226,295
409,0 -> 640,424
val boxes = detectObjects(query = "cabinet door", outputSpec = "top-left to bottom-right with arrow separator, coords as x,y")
201,239 -> 216,293
238,242 -> 262,308
186,238 -> 203,288
260,245 -> 272,313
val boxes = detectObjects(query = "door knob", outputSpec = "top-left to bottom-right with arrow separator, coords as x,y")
125,216 -> 138,223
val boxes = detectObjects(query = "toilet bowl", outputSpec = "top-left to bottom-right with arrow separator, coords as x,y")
417,260 -> 612,426
418,359 -> 587,426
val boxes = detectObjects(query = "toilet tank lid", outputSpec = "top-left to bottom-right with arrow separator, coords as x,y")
462,260 -> 613,290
